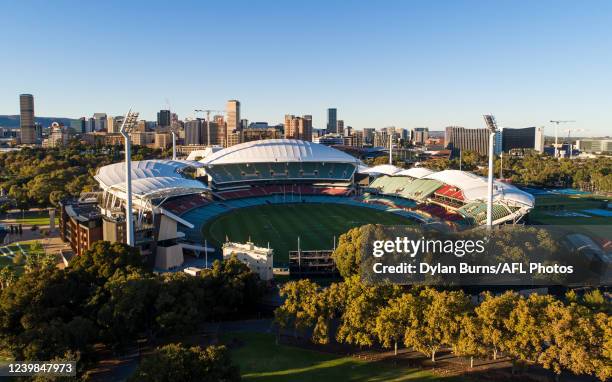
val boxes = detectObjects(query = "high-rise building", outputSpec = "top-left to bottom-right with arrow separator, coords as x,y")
363,128 -> 375,146
240,119 -> 249,130
213,115 -> 226,146
326,108 -> 337,134
70,117 -> 86,134
284,114 -> 312,141
184,119 -> 203,145
226,100 -> 241,138
154,132 -> 172,149
93,113 -> 107,131
337,120 -> 345,136
107,116 -> 117,133
19,94 -> 36,144
501,127 -> 543,153
576,139 -> 612,154
411,127 -> 429,145
445,126 -> 492,155
157,110 -> 171,128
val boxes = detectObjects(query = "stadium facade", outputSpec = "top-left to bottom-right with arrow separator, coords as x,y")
66,139 -> 534,271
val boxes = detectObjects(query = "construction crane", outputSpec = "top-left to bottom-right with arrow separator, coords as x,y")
195,109 -> 225,146
550,120 -> 575,158
564,128 -> 585,160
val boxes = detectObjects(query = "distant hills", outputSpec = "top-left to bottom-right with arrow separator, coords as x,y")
0,115 -> 75,128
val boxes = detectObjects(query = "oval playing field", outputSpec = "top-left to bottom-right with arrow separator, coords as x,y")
202,203 -> 415,266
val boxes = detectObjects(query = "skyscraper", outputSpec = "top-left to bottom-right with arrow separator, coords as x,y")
226,100 -> 241,138
326,108 -> 337,134
157,110 -> 171,127
93,113 -> 107,131
19,94 -> 36,144
184,119 -> 203,145
337,120 -> 344,136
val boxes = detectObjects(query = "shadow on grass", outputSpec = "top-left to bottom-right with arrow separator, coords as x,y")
222,332 -> 467,382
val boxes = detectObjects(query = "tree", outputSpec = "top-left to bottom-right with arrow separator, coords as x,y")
538,301 -> 600,381
0,267 -> 17,290
275,279 -> 319,340
474,291 -> 519,360
129,343 -> 240,382
71,241 -> 143,280
335,277 -> 401,348
403,288 -> 470,362
375,292 -> 417,355
95,269 -> 159,348
332,225 -> 379,278
454,314 -> 487,368
505,294 -> 553,375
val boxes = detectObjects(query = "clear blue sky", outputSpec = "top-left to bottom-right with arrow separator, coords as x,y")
2,0 -> 611,135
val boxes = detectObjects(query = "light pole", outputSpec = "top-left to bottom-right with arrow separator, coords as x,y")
119,109 -> 139,246
483,115 -> 498,229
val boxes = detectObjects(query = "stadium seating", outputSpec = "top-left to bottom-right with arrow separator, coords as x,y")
397,179 -> 443,201
161,194 -> 211,215
206,162 -> 357,185
457,202 -> 513,224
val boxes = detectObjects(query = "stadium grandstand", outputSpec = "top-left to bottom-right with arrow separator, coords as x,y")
81,139 -> 535,272
365,169 -> 534,225
198,139 -> 360,187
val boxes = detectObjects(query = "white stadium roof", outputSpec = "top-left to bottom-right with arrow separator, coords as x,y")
186,146 -> 224,161
359,164 -> 402,176
95,160 -> 207,200
424,170 -> 535,207
394,167 -> 434,179
200,139 -> 361,166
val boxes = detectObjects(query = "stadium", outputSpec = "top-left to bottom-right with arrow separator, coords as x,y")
93,139 -> 535,269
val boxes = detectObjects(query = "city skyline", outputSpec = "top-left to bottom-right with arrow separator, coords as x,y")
2,1 -> 612,135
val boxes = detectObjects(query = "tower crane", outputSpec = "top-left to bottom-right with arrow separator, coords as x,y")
550,120 -> 575,158
195,109 -> 225,146
564,128 -> 585,160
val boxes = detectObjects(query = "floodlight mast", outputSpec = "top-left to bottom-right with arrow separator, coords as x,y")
483,115 -> 498,230
170,120 -> 179,160
550,120 -> 575,159
119,109 -> 140,246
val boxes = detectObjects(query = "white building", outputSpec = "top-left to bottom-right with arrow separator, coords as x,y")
222,241 -> 274,281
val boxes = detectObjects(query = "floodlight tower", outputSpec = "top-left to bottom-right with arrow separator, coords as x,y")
483,115 -> 498,229
550,120 -> 575,158
170,120 -> 179,160
119,109 -> 140,246
195,109 -> 224,146
388,133 -> 393,165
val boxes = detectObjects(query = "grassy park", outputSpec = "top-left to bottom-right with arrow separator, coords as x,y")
223,332 -> 467,382
203,203 -> 415,265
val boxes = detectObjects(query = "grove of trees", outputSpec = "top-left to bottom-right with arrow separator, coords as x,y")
0,241 -> 265,377
275,277 -> 611,381
420,151 -> 612,193
0,143 -> 169,209
129,343 -> 240,382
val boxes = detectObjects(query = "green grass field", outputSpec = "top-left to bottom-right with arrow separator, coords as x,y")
223,332 -> 466,382
203,203 -> 415,266
528,194 -> 611,237
1,210 -> 58,226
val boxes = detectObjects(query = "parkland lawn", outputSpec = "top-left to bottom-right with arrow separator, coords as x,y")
203,203 -> 415,266
223,332 -> 467,382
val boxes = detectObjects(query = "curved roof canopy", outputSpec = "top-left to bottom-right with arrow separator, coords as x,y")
200,139 -> 361,166
359,164 -> 402,176
394,167 -> 434,179
424,170 -> 535,207
95,160 -> 207,200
